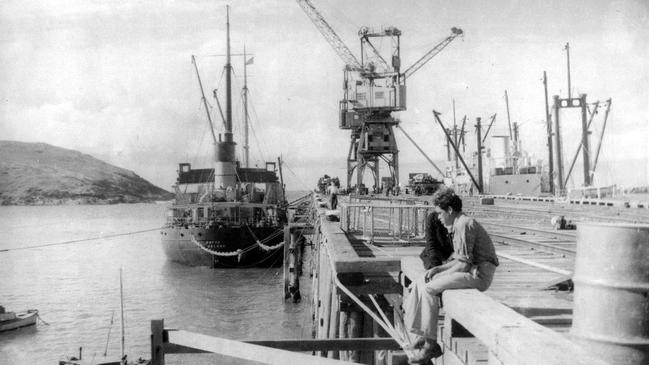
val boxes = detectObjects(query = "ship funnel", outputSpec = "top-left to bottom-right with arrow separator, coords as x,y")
214,141 -> 237,189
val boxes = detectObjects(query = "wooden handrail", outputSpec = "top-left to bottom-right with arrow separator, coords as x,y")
442,290 -> 611,365
399,257 -> 611,365
150,319 -> 399,365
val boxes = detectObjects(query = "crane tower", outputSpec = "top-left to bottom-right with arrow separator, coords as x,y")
297,0 -> 463,191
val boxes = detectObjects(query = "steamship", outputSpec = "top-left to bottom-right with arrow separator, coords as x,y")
160,7 -> 286,268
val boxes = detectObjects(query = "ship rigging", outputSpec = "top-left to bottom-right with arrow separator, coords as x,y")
160,6 -> 287,268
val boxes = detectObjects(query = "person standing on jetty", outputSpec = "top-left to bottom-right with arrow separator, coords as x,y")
404,188 -> 499,363
328,181 -> 339,210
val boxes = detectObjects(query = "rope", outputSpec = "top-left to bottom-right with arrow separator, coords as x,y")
35,311 -> 50,326
212,246 -> 283,269
189,235 -> 247,257
288,192 -> 314,206
190,226 -> 284,257
369,294 -> 412,349
242,224 -> 285,251
0,228 -> 161,252
282,159 -> 312,192
256,233 -> 285,251
320,238 -> 415,357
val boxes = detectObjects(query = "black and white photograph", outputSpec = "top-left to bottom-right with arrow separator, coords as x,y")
1,1 -> 648,364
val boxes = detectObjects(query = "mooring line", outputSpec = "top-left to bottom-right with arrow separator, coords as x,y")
321,239 -> 415,357
0,227 -> 162,252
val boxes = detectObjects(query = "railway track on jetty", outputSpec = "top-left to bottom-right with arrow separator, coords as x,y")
341,193 -> 637,278
467,198 -> 649,225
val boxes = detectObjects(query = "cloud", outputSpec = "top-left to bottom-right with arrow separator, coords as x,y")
1,0 -> 647,191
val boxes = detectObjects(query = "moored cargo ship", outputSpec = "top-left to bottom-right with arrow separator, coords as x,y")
160,6 -> 286,268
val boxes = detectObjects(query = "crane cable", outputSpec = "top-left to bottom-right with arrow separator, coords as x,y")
0,228 -> 162,253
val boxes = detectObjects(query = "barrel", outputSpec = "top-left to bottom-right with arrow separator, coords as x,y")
571,223 -> 649,365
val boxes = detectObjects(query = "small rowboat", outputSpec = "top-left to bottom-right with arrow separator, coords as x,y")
0,309 -> 38,332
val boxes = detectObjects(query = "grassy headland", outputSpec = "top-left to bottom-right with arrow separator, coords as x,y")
0,141 -> 173,205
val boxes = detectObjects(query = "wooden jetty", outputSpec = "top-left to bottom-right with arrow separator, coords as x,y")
150,192 -> 649,364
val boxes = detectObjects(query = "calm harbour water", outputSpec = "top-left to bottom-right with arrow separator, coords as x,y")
0,201 -> 313,364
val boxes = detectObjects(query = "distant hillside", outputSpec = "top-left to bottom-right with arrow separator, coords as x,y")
0,141 -> 174,205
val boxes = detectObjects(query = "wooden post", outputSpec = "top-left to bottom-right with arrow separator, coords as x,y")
297,234 -> 303,277
327,290 -> 340,359
349,310 -> 363,362
370,207 -> 375,242
319,247 -> 333,356
312,233 -> 321,340
283,225 -> 291,299
359,311 -> 375,364
406,207 -> 411,236
373,296 -> 392,365
317,241 -> 326,340
397,207 -> 403,238
287,231 -> 301,303
339,304 -> 350,361
345,205 -> 350,231
151,319 -> 165,365
414,207 -> 419,237
363,207 -> 367,238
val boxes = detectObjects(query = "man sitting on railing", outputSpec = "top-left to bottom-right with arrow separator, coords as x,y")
404,188 -> 499,363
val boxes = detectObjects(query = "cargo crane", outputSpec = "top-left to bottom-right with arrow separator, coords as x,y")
297,0 -> 463,192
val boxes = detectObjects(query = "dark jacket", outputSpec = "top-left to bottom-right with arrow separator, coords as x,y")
419,212 -> 453,269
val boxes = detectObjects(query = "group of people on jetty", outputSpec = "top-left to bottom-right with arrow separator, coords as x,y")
326,186 -> 499,363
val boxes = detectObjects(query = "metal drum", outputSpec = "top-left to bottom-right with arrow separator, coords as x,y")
571,223 -> 649,365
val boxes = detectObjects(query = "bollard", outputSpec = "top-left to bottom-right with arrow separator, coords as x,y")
571,223 -> 649,365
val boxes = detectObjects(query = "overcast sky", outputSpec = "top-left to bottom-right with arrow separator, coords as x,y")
2,0 -> 647,191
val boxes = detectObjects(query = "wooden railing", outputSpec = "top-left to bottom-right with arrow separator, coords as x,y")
340,202 -> 434,243
149,319 -> 399,365
400,257 -> 612,365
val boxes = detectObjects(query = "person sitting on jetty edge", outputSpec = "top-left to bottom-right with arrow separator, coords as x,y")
404,188 -> 499,363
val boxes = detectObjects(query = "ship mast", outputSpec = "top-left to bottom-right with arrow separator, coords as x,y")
213,5 -> 237,191
225,6 -> 233,141
243,45 -> 249,168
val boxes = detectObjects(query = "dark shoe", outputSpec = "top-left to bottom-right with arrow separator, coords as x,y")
410,336 -> 426,349
408,341 -> 442,364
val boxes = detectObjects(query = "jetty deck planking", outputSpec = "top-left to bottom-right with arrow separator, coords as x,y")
307,193 -> 614,365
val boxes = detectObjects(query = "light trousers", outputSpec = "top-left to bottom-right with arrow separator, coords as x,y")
404,261 -> 496,339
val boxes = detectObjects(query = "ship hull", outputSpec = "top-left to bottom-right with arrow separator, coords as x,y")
161,225 -> 284,268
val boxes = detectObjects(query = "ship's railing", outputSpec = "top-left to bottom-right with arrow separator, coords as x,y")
165,215 -> 281,228
339,202 -> 434,243
165,204 -> 282,228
